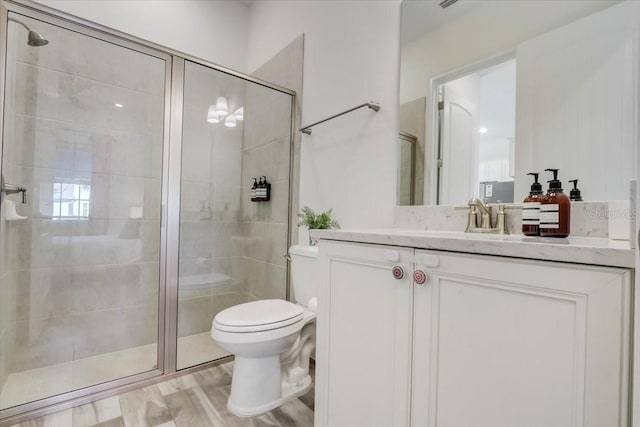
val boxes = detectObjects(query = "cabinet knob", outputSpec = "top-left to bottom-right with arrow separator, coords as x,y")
392,266 -> 405,280
413,269 -> 427,285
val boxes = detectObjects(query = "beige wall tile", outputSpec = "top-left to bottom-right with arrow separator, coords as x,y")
77,36 -> 164,96
14,63 -> 75,123
72,303 -> 157,359
12,268 -> 71,321
10,315 -> 73,372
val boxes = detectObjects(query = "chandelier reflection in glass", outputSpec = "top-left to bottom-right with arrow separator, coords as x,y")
206,96 -> 244,128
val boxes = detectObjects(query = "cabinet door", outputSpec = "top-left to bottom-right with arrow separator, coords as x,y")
412,250 -> 631,427
316,241 -> 414,427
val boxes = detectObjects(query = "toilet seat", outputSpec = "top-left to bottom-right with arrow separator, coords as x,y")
214,299 -> 304,333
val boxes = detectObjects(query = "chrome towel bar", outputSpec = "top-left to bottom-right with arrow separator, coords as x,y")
299,101 -> 380,135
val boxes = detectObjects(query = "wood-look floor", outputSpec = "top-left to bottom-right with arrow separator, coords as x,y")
9,361 -> 314,427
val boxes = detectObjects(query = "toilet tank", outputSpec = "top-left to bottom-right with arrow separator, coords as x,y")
289,245 -> 319,307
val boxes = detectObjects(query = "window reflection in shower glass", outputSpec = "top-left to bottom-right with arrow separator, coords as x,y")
52,183 -> 91,219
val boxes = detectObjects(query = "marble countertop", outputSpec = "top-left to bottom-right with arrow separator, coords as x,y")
312,229 -> 635,268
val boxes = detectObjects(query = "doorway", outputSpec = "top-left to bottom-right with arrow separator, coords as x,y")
434,57 -> 516,205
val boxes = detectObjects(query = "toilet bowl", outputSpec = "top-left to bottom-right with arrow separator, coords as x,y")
210,245 -> 318,417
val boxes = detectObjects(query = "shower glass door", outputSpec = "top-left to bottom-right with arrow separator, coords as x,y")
0,11 -> 167,409
176,60 -> 293,369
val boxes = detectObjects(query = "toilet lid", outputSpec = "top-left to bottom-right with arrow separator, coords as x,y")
214,299 -> 304,332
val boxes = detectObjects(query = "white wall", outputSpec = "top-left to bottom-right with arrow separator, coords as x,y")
247,1 -> 401,236
33,0 -> 250,73
515,1 -> 638,202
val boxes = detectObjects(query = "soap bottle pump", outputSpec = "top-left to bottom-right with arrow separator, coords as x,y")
539,168 -> 571,238
262,176 -> 271,202
522,172 -> 543,236
569,179 -> 583,201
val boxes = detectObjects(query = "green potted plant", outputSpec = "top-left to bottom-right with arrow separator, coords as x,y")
297,206 -> 340,245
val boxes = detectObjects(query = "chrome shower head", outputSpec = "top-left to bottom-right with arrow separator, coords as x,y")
8,16 -> 49,47
27,30 -> 49,46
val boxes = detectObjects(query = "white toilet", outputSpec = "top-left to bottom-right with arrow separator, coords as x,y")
210,245 -> 318,417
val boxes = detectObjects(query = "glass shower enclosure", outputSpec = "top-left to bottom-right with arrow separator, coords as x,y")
0,2 -> 294,422
176,60 -> 293,370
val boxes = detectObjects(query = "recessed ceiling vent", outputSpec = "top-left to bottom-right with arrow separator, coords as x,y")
439,0 -> 459,9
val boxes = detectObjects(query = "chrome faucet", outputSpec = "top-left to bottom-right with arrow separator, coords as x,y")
469,198 -> 492,228
464,198 -> 508,234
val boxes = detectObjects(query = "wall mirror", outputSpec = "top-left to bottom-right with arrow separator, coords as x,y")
399,0 -> 638,206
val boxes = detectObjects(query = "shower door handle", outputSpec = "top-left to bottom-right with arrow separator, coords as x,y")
1,175 -> 27,204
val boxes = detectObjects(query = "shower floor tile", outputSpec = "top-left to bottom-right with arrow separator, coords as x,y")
0,333 -> 227,410
177,331 -> 228,370
6,360 -> 315,427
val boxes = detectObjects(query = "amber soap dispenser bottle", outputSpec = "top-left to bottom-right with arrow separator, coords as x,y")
522,172 -> 543,236
539,168 -> 571,237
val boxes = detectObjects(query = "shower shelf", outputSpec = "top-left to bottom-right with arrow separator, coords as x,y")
4,200 -> 27,221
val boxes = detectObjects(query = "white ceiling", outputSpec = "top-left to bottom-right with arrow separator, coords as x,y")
401,0 -> 621,45
401,0 -> 480,44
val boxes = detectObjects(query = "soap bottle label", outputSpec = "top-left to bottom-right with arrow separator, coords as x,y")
540,204 -> 560,229
522,202 -> 541,225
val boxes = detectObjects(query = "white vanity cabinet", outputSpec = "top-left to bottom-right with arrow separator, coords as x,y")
315,240 -> 631,427
315,241 -> 414,427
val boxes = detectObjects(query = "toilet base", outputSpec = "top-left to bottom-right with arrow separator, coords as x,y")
227,372 -> 312,417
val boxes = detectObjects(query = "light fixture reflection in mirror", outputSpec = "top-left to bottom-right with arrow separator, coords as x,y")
225,114 -> 237,128
207,105 -> 220,123
206,99 -> 243,127
399,0 -> 637,206
215,96 -> 229,117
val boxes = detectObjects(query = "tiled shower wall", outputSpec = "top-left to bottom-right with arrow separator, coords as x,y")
0,16 -> 164,385
238,84 -> 291,300
239,35 -> 304,301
